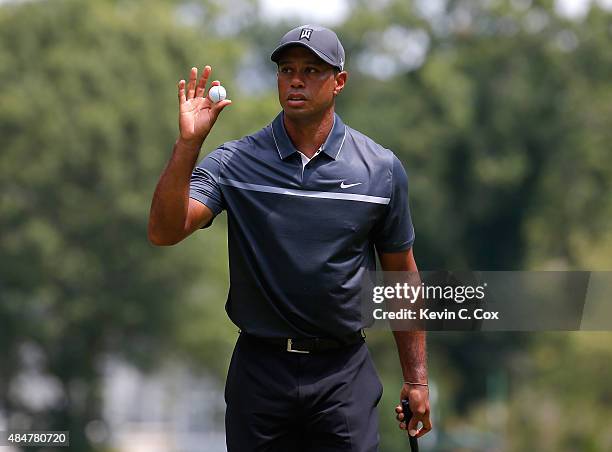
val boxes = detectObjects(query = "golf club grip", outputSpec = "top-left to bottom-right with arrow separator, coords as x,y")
401,399 -> 419,452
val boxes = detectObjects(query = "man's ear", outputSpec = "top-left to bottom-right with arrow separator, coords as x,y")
333,71 -> 348,96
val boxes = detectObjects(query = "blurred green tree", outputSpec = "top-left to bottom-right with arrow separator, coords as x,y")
328,1 -> 612,450
1,0 -> 611,451
0,0 -> 254,449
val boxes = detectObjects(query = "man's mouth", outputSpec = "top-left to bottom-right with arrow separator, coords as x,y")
287,93 -> 307,102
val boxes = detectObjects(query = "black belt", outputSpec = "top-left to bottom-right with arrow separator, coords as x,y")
241,330 -> 366,354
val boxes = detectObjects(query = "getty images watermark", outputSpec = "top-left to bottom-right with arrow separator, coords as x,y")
361,271 -> 612,331
372,279 -> 497,321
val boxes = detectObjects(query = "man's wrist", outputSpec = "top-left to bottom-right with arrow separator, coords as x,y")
175,136 -> 205,153
404,381 -> 429,388
401,367 -> 428,384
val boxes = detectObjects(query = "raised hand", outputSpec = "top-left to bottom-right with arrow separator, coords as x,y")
178,65 -> 231,145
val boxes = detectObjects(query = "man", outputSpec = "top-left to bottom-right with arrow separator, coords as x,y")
148,25 -> 431,451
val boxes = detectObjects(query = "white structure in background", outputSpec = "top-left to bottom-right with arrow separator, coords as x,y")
101,359 -> 227,452
1,345 -> 227,452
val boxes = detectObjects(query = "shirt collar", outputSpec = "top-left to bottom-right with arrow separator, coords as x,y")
271,111 -> 347,161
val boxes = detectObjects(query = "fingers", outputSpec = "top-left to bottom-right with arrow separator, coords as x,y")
415,416 -> 432,439
395,405 -> 407,430
195,65 -> 212,98
180,66 -> 220,100
185,66 -> 221,100
178,79 -> 186,104
180,65 -> 231,118
407,412 -> 419,437
395,404 -> 432,438
187,67 -> 198,100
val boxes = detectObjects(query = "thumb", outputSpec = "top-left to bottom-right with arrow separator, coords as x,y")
212,99 -> 232,115
407,413 -> 418,437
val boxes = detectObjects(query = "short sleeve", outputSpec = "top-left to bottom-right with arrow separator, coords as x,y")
372,155 -> 415,252
189,146 -> 226,228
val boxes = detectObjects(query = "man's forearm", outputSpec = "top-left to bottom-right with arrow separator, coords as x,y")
148,137 -> 203,245
392,330 -> 428,383
378,249 -> 428,383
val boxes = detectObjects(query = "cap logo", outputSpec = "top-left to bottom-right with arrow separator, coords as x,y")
299,28 -> 313,41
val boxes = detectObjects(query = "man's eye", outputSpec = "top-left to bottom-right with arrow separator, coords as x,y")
280,67 -> 291,73
305,67 -> 317,73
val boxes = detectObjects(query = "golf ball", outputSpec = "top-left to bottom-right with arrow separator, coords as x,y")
208,85 -> 227,103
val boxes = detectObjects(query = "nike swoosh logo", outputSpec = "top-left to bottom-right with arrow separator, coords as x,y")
340,182 -> 363,189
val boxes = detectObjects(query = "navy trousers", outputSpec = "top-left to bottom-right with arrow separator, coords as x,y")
225,333 -> 383,452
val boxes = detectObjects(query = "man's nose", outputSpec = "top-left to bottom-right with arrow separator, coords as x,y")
290,73 -> 305,88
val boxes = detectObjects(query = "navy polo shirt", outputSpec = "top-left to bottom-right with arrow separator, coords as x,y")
189,111 -> 414,338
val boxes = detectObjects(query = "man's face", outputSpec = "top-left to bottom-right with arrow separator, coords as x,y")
276,46 -> 346,120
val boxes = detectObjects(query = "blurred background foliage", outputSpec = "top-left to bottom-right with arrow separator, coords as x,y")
0,0 -> 611,450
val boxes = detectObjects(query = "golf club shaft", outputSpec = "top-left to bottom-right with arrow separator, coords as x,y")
401,399 -> 419,452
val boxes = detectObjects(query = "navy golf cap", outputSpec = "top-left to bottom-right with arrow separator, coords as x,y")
271,25 -> 345,71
